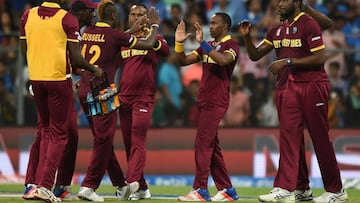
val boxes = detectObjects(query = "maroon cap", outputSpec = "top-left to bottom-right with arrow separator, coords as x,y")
71,0 -> 97,12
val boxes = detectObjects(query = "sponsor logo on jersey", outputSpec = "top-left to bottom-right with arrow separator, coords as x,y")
273,38 -> 302,48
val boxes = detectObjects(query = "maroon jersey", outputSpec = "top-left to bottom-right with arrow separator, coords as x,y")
78,22 -> 136,98
119,35 -> 169,96
264,12 -> 328,89
194,35 -> 239,107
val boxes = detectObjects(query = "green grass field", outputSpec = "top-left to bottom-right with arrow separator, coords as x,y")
0,184 -> 359,202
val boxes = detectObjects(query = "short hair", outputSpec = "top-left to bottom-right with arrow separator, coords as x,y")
171,3 -> 182,11
97,0 -> 114,21
294,0 -> 303,6
131,3 -> 148,12
214,12 -> 231,31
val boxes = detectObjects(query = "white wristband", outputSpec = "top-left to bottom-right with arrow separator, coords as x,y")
151,24 -> 159,28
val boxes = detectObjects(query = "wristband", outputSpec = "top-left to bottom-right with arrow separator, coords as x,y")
151,24 -> 159,28
200,41 -> 213,54
174,41 -> 184,53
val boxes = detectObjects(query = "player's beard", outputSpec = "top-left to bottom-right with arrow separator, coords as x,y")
279,5 -> 296,21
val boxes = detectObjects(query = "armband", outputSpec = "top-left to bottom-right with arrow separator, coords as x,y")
174,42 -> 184,53
200,41 -> 213,54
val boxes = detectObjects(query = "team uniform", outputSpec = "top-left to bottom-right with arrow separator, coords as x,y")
118,35 -> 169,191
263,20 -> 310,192
264,12 -> 343,192
20,1 -> 78,193
78,22 -> 137,191
192,35 -> 238,190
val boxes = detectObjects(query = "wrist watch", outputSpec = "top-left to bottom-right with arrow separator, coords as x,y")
286,58 -> 292,66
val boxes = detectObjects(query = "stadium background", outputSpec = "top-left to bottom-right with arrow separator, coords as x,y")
0,0 -> 359,189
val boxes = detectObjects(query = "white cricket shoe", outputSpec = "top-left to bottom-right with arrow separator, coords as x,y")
211,187 -> 239,201
23,184 -> 37,200
78,186 -> 104,202
294,189 -> 313,201
115,185 -> 130,200
129,181 -> 140,194
129,189 -> 151,200
117,181 -> 139,200
313,188 -> 348,203
259,187 -> 295,202
34,187 -> 62,203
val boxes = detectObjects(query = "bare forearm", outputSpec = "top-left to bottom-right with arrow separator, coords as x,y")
175,52 -> 188,66
243,35 -> 263,61
72,55 -> 96,73
304,5 -> 333,30
20,40 -> 27,58
291,52 -> 326,68
135,26 -> 158,49
208,51 -> 233,66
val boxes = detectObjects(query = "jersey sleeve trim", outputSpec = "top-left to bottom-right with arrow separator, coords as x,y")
153,40 -> 162,51
224,50 -> 236,61
129,36 -> 137,48
193,50 -> 201,60
67,39 -> 79,43
263,39 -> 273,46
20,36 -> 26,39
310,45 -> 325,52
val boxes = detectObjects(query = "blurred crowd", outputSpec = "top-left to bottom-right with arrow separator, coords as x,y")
0,0 -> 360,128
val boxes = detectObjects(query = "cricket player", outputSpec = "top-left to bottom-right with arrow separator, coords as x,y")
175,12 -> 239,202
239,0 -> 347,202
20,0 -> 103,202
118,3 -> 170,200
77,0 -> 160,201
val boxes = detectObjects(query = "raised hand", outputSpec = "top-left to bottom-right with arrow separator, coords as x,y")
148,7 -> 159,26
239,20 -> 251,37
175,20 -> 191,43
194,22 -> 203,43
128,16 -> 147,34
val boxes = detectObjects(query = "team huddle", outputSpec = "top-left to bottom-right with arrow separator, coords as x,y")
19,0 -> 348,203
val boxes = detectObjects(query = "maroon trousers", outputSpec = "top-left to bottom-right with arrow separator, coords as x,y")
25,105 -> 78,187
275,81 -> 342,192
273,88 -> 310,191
30,80 -> 72,189
79,96 -> 126,190
119,95 -> 154,190
193,102 -> 232,190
